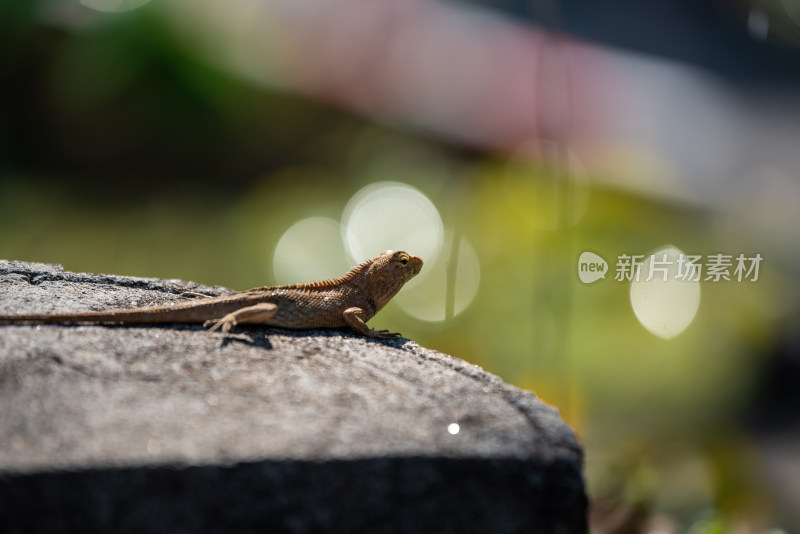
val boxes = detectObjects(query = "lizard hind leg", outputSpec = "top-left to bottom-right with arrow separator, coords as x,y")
204,303 -> 278,334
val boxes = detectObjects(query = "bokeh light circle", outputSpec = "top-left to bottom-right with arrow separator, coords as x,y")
80,0 -> 151,13
342,182 -> 444,264
273,217 -> 350,285
630,245 -> 701,339
394,236 -> 480,322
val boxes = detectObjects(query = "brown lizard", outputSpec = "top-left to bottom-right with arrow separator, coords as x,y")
0,250 -> 423,338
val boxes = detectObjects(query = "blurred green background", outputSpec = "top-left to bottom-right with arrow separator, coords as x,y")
2,1 -> 799,533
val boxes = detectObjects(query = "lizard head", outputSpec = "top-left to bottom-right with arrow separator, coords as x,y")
366,250 -> 423,309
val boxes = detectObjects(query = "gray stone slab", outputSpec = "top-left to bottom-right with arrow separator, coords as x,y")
0,259 -> 587,534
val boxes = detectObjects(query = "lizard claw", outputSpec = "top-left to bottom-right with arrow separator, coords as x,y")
204,304 -> 277,335
204,316 -> 236,334
369,329 -> 402,339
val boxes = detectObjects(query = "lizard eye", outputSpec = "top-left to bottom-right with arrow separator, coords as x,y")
400,257 -> 408,265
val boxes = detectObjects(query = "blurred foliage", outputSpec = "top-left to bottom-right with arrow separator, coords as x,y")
0,2 -> 796,532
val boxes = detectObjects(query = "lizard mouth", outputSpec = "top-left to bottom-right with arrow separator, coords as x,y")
409,256 -> 424,275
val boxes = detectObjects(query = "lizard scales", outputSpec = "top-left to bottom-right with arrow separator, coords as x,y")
0,250 -> 423,339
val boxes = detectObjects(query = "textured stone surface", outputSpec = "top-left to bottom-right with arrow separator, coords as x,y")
0,260 -> 587,533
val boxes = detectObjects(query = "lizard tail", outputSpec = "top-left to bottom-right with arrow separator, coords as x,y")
0,309 -> 205,324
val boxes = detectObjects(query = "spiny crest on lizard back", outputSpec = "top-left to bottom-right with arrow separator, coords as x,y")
271,258 -> 375,291
252,251 -> 423,295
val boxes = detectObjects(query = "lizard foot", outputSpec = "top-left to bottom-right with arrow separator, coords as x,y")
343,307 -> 403,340
368,329 -> 402,339
204,315 -> 237,334
203,304 -> 278,335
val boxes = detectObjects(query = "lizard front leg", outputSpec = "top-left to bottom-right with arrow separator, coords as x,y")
343,307 -> 401,339
204,303 -> 278,334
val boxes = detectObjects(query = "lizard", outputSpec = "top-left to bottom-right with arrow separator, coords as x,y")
0,250 -> 423,339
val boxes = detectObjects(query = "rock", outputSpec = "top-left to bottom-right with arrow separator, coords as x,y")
0,260 -> 587,534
